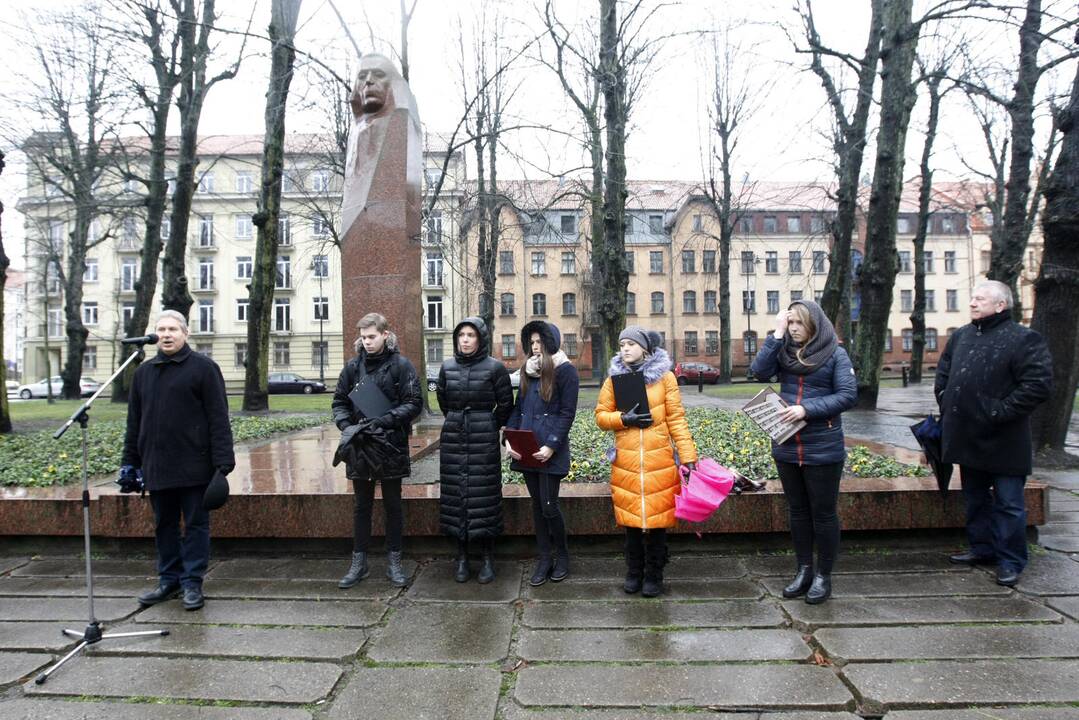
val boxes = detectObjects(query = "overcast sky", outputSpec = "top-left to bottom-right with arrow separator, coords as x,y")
1,0 -> 1074,269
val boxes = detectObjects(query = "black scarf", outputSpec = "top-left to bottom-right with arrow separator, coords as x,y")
777,300 -> 839,376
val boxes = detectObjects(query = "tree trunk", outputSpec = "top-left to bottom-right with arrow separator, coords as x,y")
0,150 -> 10,433
59,211 -> 91,400
851,0 -> 918,409
243,0 -> 301,412
588,119 -> 607,373
1030,59 -> 1079,452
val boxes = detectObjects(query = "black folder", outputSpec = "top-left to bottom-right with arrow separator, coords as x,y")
611,372 -> 649,414
349,376 -> 393,420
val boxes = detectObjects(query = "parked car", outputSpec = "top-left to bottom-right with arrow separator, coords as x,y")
17,376 -> 102,399
673,362 -> 721,385
267,372 -> 326,394
5,380 -> 19,398
426,366 -> 520,392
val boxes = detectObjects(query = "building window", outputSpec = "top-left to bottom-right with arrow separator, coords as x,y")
902,329 -> 913,352
926,328 -> 938,352
235,343 -> 248,367
741,251 -> 755,274
897,217 -> 911,233
426,296 -> 443,329
122,216 -> 137,243
743,331 -> 758,355
925,289 -> 936,312
947,289 -> 958,311
46,308 -> 63,337
198,258 -> 214,290
531,252 -> 546,276
532,293 -> 547,315
702,249 -> 716,273
122,302 -> 135,328
235,214 -> 253,240
311,170 -> 330,192
899,250 -> 912,273
763,216 -> 777,233
810,215 -> 825,233
423,210 -> 444,243
312,254 -> 329,278
706,330 -> 719,355
424,250 -> 444,287
814,290 -> 824,302
767,290 -> 780,314
743,290 -> 756,314
83,346 -> 97,370
120,258 -> 138,291
739,215 -> 754,233
160,217 -> 171,240
313,216 -> 331,237
812,251 -> 827,273
924,251 -> 934,273
648,214 -> 664,233
787,216 -> 802,233
901,290 -> 913,313
273,298 -> 291,332
236,298 -> 248,322
765,251 -> 778,273
789,250 -> 802,274
944,250 -> 957,273
273,341 -> 290,366
561,252 -> 576,275
426,339 -> 443,365
884,331 -> 892,353
692,214 -> 703,232
563,333 -> 578,357
649,251 -> 664,274
704,290 -> 717,314
278,214 -> 291,245
791,290 -> 803,302
198,215 -> 214,247
83,258 -> 99,283
499,250 -> 514,274
197,300 -> 214,333
235,171 -> 254,193
624,251 -> 635,274
275,255 -> 291,289
500,292 -> 515,316
684,331 -> 698,355
313,296 -> 329,321
651,291 -> 664,314
562,292 -> 577,315
683,290 -> 697,314
81,302 -> 98,326
626,292 -> 637,315
941,216 -> 955,233
560,214 -> 576,234
313,341 -> 329,368
501,334 -> 516,359
681,250 -> 695,273
236,256 -> 253,279
197,172 -> 214,193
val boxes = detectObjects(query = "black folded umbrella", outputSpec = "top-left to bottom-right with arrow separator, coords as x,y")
910,414 -> 952,498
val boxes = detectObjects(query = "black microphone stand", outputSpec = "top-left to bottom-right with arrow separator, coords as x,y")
35,343 -> 169,685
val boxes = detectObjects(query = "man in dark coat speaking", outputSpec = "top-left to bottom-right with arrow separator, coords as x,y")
934,280 -> 1052,587
123,310 -> 235,610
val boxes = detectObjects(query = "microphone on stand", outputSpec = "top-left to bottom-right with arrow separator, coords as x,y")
120,333 -> 160,346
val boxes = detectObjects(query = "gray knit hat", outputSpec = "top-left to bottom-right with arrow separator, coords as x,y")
618,325 -> 652,353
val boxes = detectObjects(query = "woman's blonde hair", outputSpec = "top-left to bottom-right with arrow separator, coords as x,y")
789,303 -> 818,366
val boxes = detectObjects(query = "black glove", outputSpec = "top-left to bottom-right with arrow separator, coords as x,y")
621,404 -> 653,429
116,465 -> 144,494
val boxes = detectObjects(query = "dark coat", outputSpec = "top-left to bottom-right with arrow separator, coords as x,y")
506,322 -> 580,477
750,335 -> 858,466
122,344 -> 235,492
934,310 -> 1052,476
437,317 -> 514,540
332,342 -> 423,481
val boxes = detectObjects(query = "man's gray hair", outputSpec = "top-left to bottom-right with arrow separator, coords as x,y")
975,280 -> 1014,309
155,309 -> 189,333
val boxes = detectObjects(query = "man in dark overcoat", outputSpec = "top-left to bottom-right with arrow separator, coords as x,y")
123,310 -> 235,610
935,280 -> 1052,587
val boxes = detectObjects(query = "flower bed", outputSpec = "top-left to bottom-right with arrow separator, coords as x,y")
503,408 -> 927,484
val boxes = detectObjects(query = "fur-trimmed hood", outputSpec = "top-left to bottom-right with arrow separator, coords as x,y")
607,347 -> 672,385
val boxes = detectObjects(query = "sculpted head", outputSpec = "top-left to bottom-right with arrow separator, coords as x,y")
351,54 -> 400,118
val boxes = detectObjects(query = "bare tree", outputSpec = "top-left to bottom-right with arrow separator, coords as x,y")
243,0 -> 303,412
0,150 -> 11,433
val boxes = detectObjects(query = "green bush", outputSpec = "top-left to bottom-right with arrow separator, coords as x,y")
0,415 -> 328,488
503,408 -> 928,484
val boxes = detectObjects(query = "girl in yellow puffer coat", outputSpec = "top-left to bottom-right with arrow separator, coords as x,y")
595,326 -> 697,597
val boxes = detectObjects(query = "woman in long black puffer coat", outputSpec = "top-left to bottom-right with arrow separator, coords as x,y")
437,316 -> 514,584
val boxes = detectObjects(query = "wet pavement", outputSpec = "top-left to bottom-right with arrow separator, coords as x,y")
2,537 -> 1079,718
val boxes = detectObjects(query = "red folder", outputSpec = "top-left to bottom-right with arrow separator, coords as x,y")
504,428 -> 547,469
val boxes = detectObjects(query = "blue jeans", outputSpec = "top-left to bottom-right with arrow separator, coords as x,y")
149,485 -> 210,590
960,466 -> 1027,573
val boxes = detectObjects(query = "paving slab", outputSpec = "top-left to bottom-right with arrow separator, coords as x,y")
0,699 -> 313,720
328,666 -> 501,720
206,577 -> 401,600
100,623 -> 366,661
1014,553 -> 1079,594
517,627 -> 810,662
523,600 -> 786,629
783,597 -> 1061,629
514,664 -> 853,709
1048,511 -> 1079,523
366,604 -> 513,663
888,710 -> 1079,719
501,709 -> 754,720
0,557 -> 29,575
0,597 -> 135,622
0,653 -> 53,685
522,578 -> 762,601
761,571 -> 1009,598
11,559 -> 157,578
406,561 -> 521,602
817,624 -> 1079,661
759,715 -> 866,720
1039,534 -> 1079,553
556,556 -> 746,580
135,598 -> 384,627
0,577 -> 151,597
207,556 -> 418,582
745,552 -> 963,576
26,656 -> 340,703
0,622 -> 81,652
844,659 -> 1079,706
1046,596 -> 1079,621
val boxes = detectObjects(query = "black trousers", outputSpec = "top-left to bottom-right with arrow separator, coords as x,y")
775,460 -> 843,574
351,475 -> 403,553
523,471 -> 568,557
624,527 -> 667,569
149,485 -> 210,590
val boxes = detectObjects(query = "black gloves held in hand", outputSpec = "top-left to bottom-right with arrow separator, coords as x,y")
621,404 -> 653,429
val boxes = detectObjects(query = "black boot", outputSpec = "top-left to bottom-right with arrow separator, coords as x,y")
386,550 -> 407,587
477,538 -> 496,584
529,556 -> 552,587
338,552 -> 369,589
641,532 -> 668,598
805,574 -> 832,604
782,564 -> 814,598
550,519 -> 570,582
454,538 -> 470,583
623,529 -> 645,594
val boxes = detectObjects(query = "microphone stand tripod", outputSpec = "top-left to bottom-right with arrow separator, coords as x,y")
35,344 -> 169,685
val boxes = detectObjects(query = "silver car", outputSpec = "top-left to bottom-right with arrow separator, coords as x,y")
17,375 -> 102,399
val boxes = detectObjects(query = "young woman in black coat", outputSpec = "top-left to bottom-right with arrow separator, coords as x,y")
436,317 -> 514,583
504,321 -> 580,586
332,313 -> 423,589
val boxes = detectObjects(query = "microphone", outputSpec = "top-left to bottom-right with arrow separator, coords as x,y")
120,333 -> 159,345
